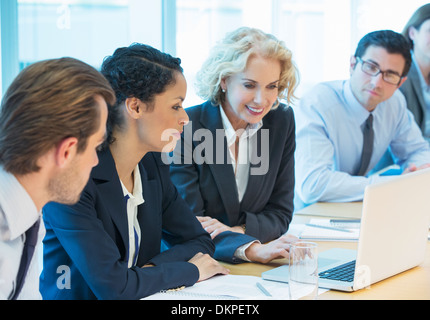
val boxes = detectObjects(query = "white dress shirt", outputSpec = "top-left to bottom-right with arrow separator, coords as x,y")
0,166 -> 43,300
219,106 -> 262,261
219,106 -> 263,202
120,165 -> 145,268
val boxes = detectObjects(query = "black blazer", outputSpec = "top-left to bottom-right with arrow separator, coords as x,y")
40,150 -> 215,300
170,101 -> 295,243
400,62 -> 427,133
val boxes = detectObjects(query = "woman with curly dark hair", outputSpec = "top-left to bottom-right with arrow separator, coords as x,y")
40,43 -> 228,300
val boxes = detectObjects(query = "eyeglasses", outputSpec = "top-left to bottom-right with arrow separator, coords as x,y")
355,57 -> 403,85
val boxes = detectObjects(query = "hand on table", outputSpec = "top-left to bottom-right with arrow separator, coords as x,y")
245,234 -> 298,264
188,252 -> 230,282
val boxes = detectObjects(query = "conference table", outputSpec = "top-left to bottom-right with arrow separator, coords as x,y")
220,202 -> 430,300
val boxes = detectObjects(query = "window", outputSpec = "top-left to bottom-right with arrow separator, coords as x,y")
176,0 -> 430,107
2,0 -> 429,100
18,0 -> 163,70
176,0 -> 273,106
1,0 -> 164,95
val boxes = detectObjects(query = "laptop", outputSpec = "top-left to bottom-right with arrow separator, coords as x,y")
262,168 -> 430,292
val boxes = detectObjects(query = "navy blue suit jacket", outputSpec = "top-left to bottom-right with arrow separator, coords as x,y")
170,101 -> 295,244
40,151 -> 216,300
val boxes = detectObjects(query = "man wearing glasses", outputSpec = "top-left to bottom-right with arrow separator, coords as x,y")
294,30 -> 430,209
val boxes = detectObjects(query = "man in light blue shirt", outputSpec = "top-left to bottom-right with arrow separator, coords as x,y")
294,30 -> 430,209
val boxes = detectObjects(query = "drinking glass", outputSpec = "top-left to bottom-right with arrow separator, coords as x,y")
288,241 -> 318,300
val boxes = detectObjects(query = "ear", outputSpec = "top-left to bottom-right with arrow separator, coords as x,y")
220,78 -> 227,92
408,27 -> 417,42
125,97 -> 143,119
398,76 -> 408,88
350,55 -> 357,75
55,137 -> 78,168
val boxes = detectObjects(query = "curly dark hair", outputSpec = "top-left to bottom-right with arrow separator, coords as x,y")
101,43 -> 183,146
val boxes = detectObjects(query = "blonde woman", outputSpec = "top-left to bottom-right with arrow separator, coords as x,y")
171,27 -> 299,263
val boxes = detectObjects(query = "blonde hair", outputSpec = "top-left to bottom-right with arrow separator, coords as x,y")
195,27 -> 299,107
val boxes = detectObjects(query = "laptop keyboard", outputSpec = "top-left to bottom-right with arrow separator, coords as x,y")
319,260 -> 356,282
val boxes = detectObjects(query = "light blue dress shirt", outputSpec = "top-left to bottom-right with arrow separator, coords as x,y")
0,166 -> 43,300
294,80 -> 430,209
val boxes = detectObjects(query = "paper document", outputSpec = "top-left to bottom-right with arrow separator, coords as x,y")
299,218 -> 360,241
143,274 -> 291,300
295,202 -> 363,219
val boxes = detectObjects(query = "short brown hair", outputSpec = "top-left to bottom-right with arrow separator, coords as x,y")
0,57 -> 115,175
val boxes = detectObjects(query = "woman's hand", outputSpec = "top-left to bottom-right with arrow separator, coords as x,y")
197,216 -> 244,239
188,252 -> 230,282
245,234 -> 298,264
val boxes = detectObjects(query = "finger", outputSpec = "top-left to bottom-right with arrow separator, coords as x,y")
192,252 -> 204,259
218,265 -> 230,275
405,164 -> 417,173
210,228 -> 224,239
210,258 -> 230,275
418,163 -> 430,170
202,220 -> 220,233
204,225 -> 216,235
278,249 -> 291,260
270,246 -> 290,258
201,218 -> 219,229
279,234 -> 298,244
197,216 -> 212,223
